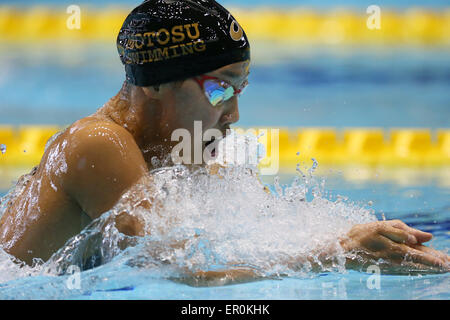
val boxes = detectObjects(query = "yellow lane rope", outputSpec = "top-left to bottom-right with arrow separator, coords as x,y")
0,126 -> 449,168
0,6 -> 449,45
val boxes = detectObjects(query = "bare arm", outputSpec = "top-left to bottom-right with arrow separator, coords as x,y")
113,182 -> 450,285
63,121 -> 148,222
175,220 -> 450,287
62,130 -> 448,283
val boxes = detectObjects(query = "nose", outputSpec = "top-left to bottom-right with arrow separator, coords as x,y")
220,97 -> 240,126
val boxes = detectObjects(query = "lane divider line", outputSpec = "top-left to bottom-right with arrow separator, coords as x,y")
0,126 -> 449,168
0,7 -> 449,45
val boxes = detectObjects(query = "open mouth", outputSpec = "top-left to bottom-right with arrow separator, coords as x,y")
204,129 -> 229,161
205,137 -> 217,158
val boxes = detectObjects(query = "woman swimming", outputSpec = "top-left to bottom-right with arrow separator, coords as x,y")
0,0 -> 448,285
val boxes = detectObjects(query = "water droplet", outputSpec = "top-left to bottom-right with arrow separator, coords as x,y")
27,129 -> 378,291
151,156 -> 161,167
309,158 -> 318,176
296,164 -> 306,178
0,144 -> 6,154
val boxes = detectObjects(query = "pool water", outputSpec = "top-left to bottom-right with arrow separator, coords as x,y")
0,166 -> 448,300
0,12 -> 449,299
1,44 -> 449,128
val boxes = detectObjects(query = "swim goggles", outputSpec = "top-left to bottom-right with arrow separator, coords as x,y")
194,75 -> 248,107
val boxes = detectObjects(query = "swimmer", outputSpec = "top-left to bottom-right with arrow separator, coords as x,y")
0,0 -> 448,285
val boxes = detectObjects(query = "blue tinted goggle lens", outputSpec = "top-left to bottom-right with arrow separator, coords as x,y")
203,80 -> 235,107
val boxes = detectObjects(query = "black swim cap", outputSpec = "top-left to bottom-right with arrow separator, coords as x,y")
117,0 -> 251,87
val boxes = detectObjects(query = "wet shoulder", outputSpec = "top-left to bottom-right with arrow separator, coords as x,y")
53,116 -> 148,187
63,117 -> 141,159
67,116 -> 133,144
59,117 -> 148,218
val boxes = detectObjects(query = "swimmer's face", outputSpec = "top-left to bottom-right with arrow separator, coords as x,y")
154,59 -> 250,146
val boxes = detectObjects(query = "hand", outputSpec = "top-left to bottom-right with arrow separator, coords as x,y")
340,220 -> 450,274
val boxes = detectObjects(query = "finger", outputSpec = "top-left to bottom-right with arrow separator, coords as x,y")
379,225 -> 418,245
388,242 -> 448,269
376,235 -> 445,268
388,220 -> 433,243
380,261 -> 447,275
411,244 -> 450,263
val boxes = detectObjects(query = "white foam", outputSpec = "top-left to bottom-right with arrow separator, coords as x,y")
0,130 -> 377,284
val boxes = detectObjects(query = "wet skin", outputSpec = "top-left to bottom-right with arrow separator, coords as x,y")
0,61 -> 249,265
0,60 -> 448,282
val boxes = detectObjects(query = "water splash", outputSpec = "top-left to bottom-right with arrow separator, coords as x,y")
309,158 -> 319,176
0,130 -> 377,292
